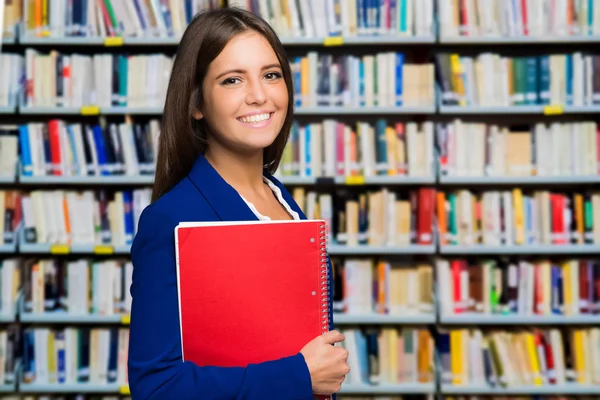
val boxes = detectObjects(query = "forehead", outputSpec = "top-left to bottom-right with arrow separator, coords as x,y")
210,31 -> 280,71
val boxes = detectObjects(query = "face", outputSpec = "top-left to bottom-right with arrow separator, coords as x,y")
196,30 -> 288,155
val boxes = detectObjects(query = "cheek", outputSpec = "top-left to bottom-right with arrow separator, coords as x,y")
271,82 -> 289,109
207,89 -> 242,119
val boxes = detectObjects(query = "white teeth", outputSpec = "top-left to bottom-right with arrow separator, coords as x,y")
238,113 -> 271,124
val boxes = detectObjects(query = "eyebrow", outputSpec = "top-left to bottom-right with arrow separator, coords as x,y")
215,64 -> 282,80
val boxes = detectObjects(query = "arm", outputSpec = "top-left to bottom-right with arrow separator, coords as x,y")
127,205 -> 314,400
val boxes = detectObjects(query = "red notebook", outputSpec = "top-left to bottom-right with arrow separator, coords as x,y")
175,219 -> 332,399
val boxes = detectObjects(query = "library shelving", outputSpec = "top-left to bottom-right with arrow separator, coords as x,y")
2,0 -> 600,398
338,383 -> 436,394
437,105 -> 600,115
0,106 -> 16,114
333,313 -> 436,325
14,105 -> 437,116
438,245 -> 600,255
439,383 -> 600,395
18,175 -> 155,185
439,314 -> 600,326
438,176 -> 600,185
0,244 -> 17,254
14,34 -> 438,47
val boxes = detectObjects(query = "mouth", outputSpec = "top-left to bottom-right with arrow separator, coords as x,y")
236,112 -> 274,126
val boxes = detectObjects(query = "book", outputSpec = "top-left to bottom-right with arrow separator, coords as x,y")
435,258 -> 600,317
289,187 -> 436,248
330,258 -> 434,317
440,0 -> 600,39
438,327 -> 600,388
0,54 -> 22,108
18,188 -> 151,247
435,52 -> 600,108
437,120 -> 600,178
17,0 -> 433,40
19,49 -> 434,112
174,219 -> 332,398
18,118 -> 158,178
21,326 -> 129,386
274,119 -> 434,180
436,188 -> 600,247
337,327 -> 434,386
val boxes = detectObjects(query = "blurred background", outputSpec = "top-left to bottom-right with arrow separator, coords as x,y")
1,1 -> 600,399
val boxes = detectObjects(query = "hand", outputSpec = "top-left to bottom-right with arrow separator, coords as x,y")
299,330 -> 350,395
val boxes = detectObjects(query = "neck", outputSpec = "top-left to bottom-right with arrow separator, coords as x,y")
204,143 -> 265,193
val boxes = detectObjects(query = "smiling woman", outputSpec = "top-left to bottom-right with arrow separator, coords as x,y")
152,7 -> 294,204
127,6 -> 349,400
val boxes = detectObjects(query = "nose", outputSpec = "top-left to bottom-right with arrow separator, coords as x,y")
245,78 -> 267,105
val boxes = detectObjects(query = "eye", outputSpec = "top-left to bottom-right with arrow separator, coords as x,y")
265,71 -> 282,80
221,77 -> 241,86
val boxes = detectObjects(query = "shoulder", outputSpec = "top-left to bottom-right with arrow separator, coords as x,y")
131,176 -> 215,254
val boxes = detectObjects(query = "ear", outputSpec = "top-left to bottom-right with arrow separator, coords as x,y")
192,110 -> 204,120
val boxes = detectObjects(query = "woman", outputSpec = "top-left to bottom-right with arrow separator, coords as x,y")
127,7 -> 350,400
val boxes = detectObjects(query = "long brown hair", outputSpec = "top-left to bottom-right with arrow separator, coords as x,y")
152,7 -> 294,202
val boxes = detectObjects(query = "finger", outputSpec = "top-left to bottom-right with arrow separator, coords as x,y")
337,347 -> 349,360
321,330 -> 345,344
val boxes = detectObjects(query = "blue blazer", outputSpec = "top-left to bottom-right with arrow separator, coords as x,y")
128,154 -> 335,399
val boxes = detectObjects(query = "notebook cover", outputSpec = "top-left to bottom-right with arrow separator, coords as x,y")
175,220 -> 331,398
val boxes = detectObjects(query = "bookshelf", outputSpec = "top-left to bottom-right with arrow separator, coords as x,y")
1,0 -> 600,398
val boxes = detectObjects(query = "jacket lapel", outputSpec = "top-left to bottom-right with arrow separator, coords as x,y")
186,154 -> 259,222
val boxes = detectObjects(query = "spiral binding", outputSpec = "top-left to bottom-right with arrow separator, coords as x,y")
315,222 -> 333,400
318,221 -> 330,335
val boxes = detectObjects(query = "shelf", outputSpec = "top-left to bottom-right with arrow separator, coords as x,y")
17,105 -> 436,115
438,105 -> 600,114
0,312 -> 16,323
19,106 -> 91,115
17,34 -> 180,47
277,176 -> 326,185
19,243 -> 131,255
0,383 -> 16,393
439,314 -> 600,325
19,382 -> 128,393
281,35 -> 436,45
440,383 -> 600,395
19,106 -> 164,115
294,106 -> 436,115
0,175 -> 16,183
0,243 -> 17,254
334,313 -> 435,324
439,244 -> 600,255
328,244 -> 435,255
21,312 -> 129,324
19,174 -> 155,185
340,382 -> 435,394
101,106 -> 164,115
1,36 -> 16,44
438,35 -> 600,44
554,105 -> 600,113
439,175 -> 600,185
15,35 -> 436,46
19,35 -> 106,45
126,37 -> 182,45
0,105 -> 16,114
277,175 -> 436,185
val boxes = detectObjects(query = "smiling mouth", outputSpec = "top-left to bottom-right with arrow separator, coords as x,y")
237,112 -> 274,124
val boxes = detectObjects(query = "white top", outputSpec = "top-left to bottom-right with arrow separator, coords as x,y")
239,176 -> 300,221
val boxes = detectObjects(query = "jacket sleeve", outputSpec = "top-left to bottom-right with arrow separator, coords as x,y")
127,204 -> 314,400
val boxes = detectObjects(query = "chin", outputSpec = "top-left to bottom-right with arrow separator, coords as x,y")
243,132 -> 280,150
236,118 -> 284,148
